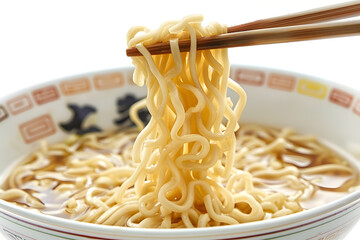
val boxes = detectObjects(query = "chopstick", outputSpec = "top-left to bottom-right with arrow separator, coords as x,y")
227,1 -> 360,32
126,1 -> 360,57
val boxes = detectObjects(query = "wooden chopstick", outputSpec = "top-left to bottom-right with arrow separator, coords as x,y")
126,1 -> 360,57
227,1 -> 360,32
127,20 -> 360,56
191,20 -> 360,51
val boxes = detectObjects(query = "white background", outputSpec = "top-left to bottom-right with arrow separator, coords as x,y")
0,0 -> 359,239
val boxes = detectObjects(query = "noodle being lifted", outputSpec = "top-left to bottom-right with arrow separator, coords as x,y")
121,15 -> 252,226
0,15 -> 359,228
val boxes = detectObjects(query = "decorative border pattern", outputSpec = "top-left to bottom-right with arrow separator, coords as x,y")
230,67 -> 360,114
353,99 -> 360,116
93,72 -> 125,90
6,94 -> 33,115
60,77 -> 91,95
19,114 -> 57,144
32,85 -> 60,105
267,73 -> 296,91
0,67 -> 357,145
232,68 -> 265,86
0,105 -> 8,123
329,88 -> 354,108
297,78 -> 328,99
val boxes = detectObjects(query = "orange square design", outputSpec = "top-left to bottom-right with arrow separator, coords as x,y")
231,68 -> 265,86
353,99 -> 360,116
0,105 -> 8,122
32,85 -> 60,105
329,88 -> 353,108
60,78 -> 91,95
19,114 -> 56,144
93,72 -> 124,90
267,73 -> 296,91
6,94 -> 33,115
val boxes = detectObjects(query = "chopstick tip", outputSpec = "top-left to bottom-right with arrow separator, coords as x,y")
126,48 -> 139,57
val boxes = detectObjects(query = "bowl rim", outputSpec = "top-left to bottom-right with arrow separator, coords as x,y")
0,64 -> 359,237
0,66 -> 135,104
0,190 -> 359,237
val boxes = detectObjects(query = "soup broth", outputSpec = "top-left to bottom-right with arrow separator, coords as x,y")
0,124 -> 358,225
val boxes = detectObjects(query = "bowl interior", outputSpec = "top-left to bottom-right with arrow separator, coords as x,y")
0,64 -> 360,238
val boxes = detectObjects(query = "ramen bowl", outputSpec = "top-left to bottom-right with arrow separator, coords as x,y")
0,65 -> 359,240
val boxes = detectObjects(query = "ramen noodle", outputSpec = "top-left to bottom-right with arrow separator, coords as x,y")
0,15 -> 359,228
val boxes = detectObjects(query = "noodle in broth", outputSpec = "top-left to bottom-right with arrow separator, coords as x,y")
0,15 -> 359,228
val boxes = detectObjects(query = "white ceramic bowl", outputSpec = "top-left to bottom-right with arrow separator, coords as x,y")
0,65 -> 359,240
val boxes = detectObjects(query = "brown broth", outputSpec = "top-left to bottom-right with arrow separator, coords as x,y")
1,125 -> 359,221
